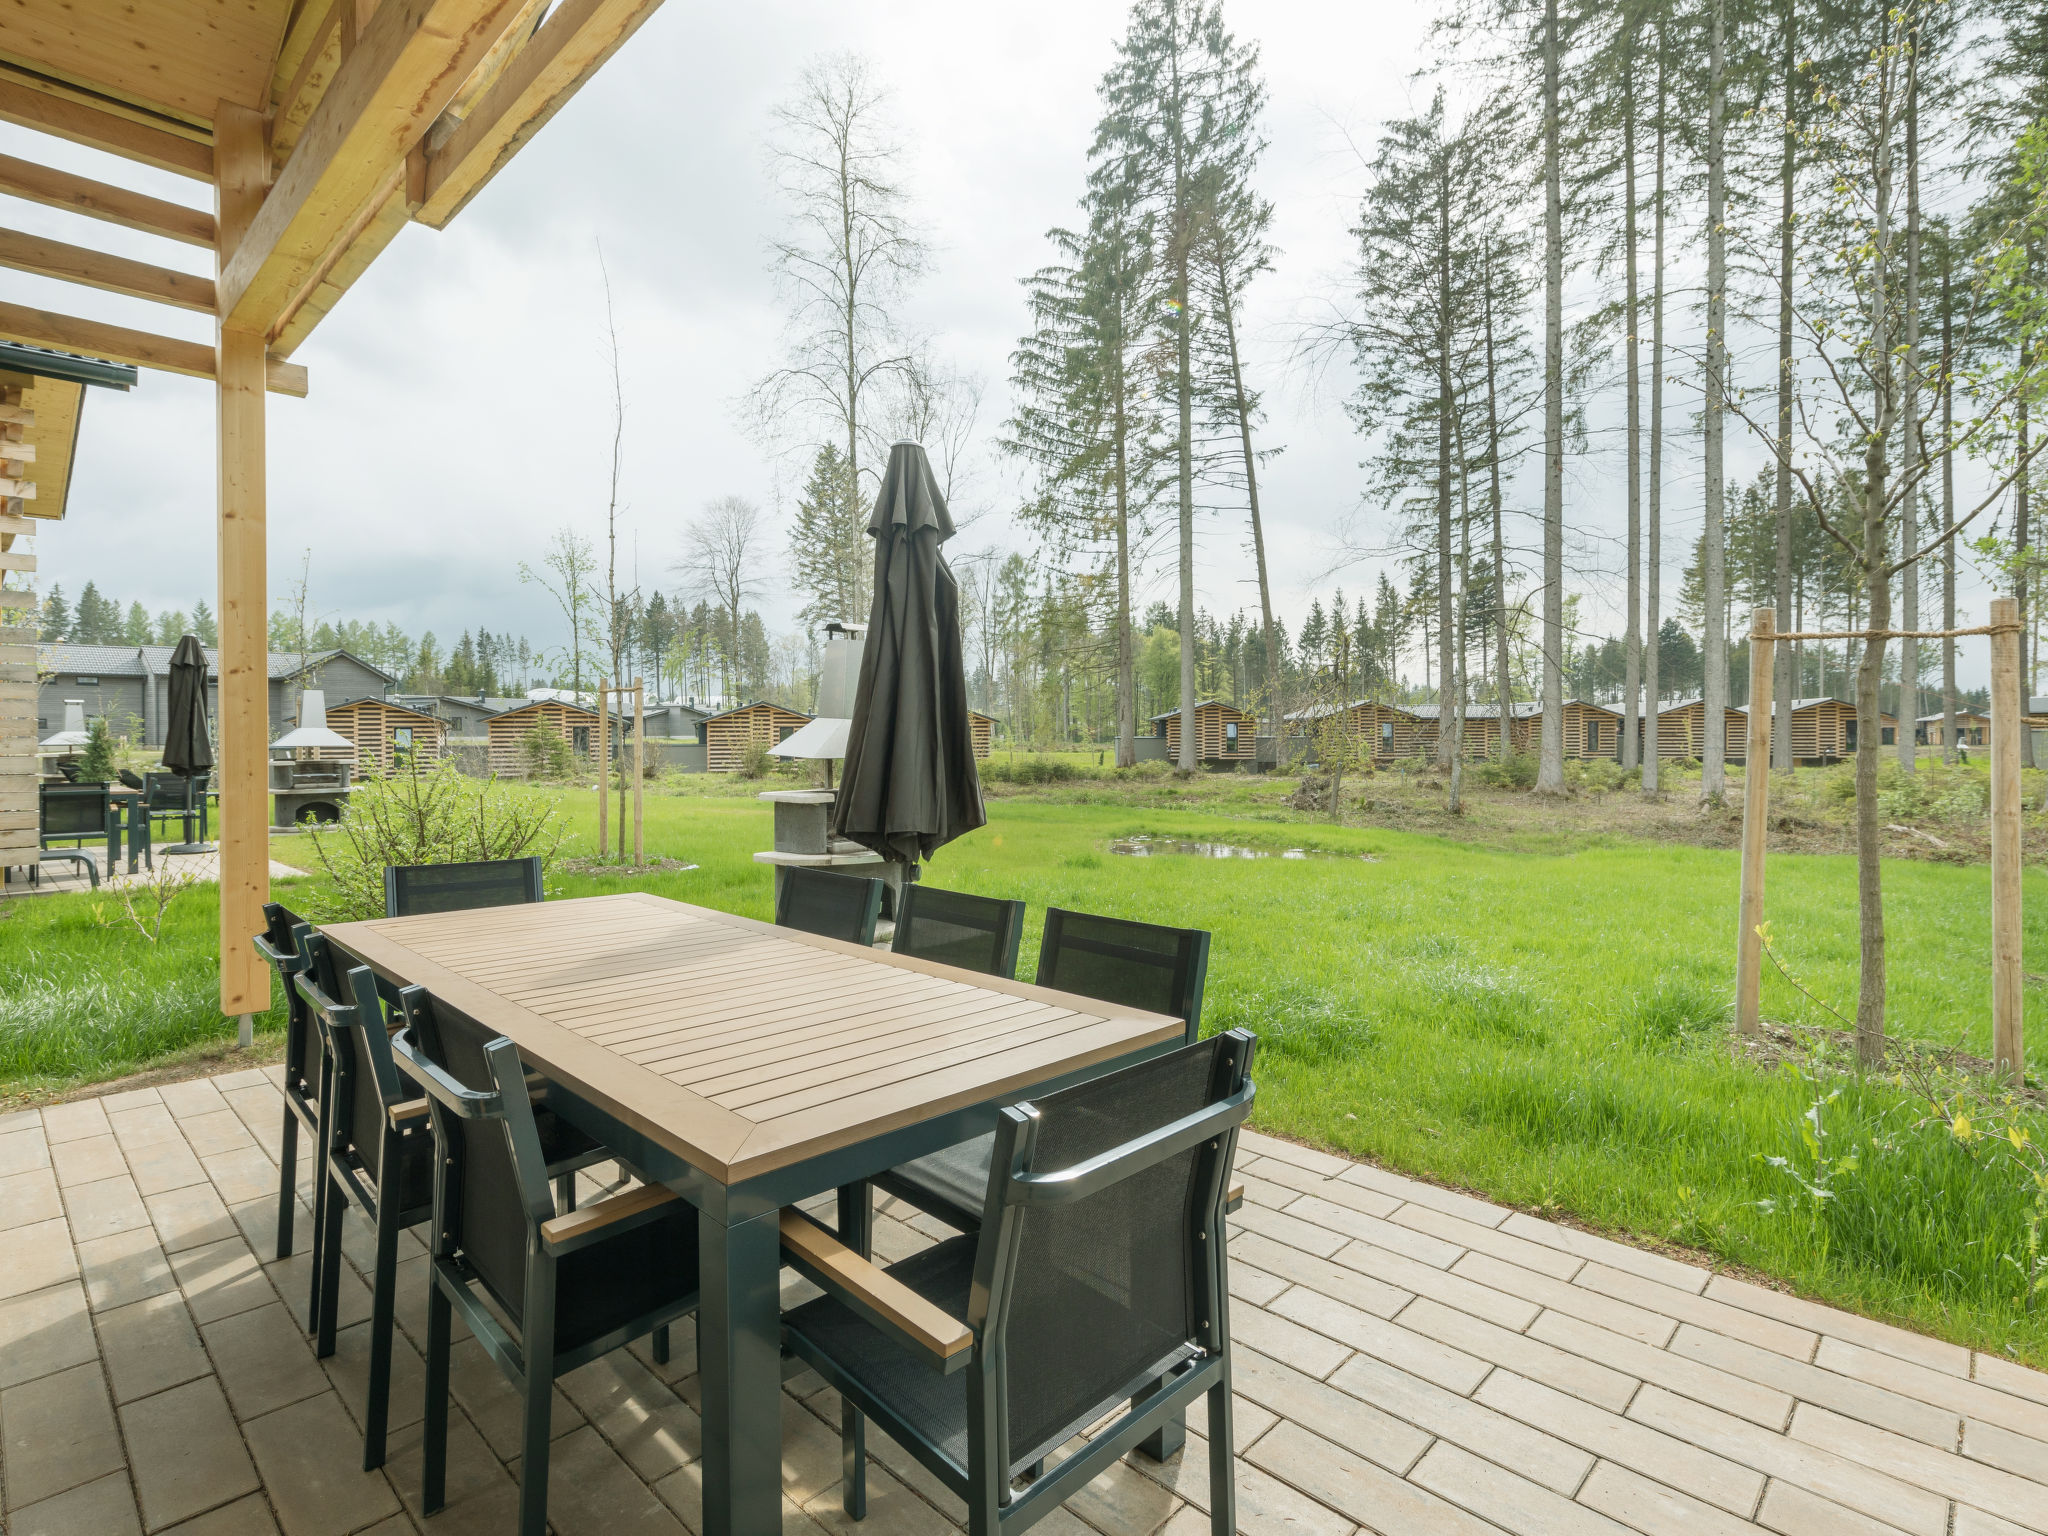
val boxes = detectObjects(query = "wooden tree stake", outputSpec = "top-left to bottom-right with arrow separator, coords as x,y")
596,678 -> 610,859
633,677 -> 644,868
1990,597 -> 2024,1083
1736,608 -> 1775,1035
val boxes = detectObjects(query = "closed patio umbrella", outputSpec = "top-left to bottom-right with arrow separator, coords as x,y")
160,634 -> 214,852
832,441 -> 986,867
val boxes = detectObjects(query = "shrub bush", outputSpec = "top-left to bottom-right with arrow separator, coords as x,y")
520,723 -> 574,781
1473,752 -> 1538,790
737,739 -> 775,779
74,718 -> 117,783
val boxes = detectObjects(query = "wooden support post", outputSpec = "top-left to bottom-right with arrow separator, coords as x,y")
1736,608 -> 1776,1036
633,677 -> 644,867
215,102 -> 271,1019
1990,597 -> 2024,1084
596,679 -> 610,859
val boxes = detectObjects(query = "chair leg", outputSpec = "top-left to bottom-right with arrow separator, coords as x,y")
362,1175 -> 402,1469
1133,1373 -> 1186,1463
1206,1374 -> 1235,1536
275,1105 -> 298,1262
841,1396 -> 867,1520
836,1181 -> 872,1259
555,1170 -> 575,1214
423,1280 -> 451,1516
515,1311 -> 556,1536
652,1324 -> 669,1366
313,1168 -> 345,1359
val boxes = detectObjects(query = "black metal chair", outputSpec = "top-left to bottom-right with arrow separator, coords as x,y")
384,855 -> 544,917
775,866 -> 884,946
393,990 -> 701,1536
36,783 -> 115,888
252,903 -> 318,1269
875,908 -> 1214,1234
889,885 -> 1026,979
143,770 -> 208,845
781,1031 -> 1255,1536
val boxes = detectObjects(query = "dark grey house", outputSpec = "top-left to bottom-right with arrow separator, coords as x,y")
37,645 -> 396,747
643,702 -> 711,740
388,695 -> 528,735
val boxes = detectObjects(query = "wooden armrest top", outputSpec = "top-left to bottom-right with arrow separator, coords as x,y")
540,1182 -> 677,1251
386,1099 -> 429,1129
778,1209 -> 973,1363
1225,1181 -> 1244,1212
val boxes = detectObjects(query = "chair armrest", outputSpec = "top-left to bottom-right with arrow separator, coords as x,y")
541,1182 -> 679,1256
386,1098 -> 430,1131
778,1209 -> 974,1374
1225,1182 -> 1244,1214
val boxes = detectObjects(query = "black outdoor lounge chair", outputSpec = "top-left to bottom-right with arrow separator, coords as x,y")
875,908 -> 1213,1234
393,990 -> 700,1536
143,770 -> 209,845
889,885 -> 1026,979
384,855 -> 544,918
780,1030 -> 1255,1536
774,865 -> 884,946
252,903 -> 317,1269
35,782 -> 116,888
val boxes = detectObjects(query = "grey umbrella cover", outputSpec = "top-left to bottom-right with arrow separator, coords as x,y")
161,634 -> 215,777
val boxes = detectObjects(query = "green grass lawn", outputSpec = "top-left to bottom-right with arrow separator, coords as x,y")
8,777 -> 2048,1365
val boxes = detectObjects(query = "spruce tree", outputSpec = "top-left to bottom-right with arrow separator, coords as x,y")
787,443 -> 868,630
38,583 -> 68,642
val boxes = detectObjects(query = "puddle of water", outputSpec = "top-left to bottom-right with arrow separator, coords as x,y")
1108,837 -> 1373,861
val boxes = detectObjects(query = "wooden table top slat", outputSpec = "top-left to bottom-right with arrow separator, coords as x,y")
322,891 -> 1183,1184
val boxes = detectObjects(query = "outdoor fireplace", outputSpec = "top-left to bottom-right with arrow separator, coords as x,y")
269,690 -> 355,827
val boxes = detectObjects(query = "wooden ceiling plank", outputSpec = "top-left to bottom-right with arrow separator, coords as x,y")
0,154 -> 215,246
267,173 -> 410,356
0,0 -> 291,123
218,0 -> 526,335
272,1 -> 344,162
0,300 -> 308,396
0,75 -> 213,180
0,226 -> 217,312
416,0 -> 664,230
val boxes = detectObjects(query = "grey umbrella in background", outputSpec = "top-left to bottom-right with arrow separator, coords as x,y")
160,634 -> 215,852
832,441 -> 986,868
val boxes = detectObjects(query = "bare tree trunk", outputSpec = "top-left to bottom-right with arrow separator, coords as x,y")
1941,246 -> 1958,762
1622,28 -> 1643,774
1701,0 -> 1728,801
1114,385 -> 1137,768
1538,0 -> 1566,793
2021,346 -> 2034,767
1484,245 -> 1514,748
1168,42 -> 1198,774
1644,18 -> 1666,794
1215,272 -> 1283,767
1898,57 -> 1922,771
1451,416 -> 1472,813
1774,0 -> 1797,774
1437,160 -> 1457,773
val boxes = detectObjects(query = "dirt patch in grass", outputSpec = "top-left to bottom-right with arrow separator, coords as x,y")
1728,1018 -> 2048,1106
0,1032 -> 286,1112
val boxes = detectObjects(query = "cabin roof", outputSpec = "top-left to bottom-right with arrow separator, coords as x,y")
39,643 -> 395,683
702,700 -> 812,725
1149,700 -> 1251,722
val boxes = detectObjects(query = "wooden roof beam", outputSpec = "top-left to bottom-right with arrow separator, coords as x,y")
0,301 -> 308,397
415,0 -> 666,230
217,0 -> 530,338
0,75 -> 212,182
0,154 -> 215,247
0,227 -> 216,312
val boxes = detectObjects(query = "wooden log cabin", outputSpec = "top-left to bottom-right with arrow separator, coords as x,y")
703,701 -> 812,773
1919,709 -> 1989,748
1151,700 -> 1259,764
1408,701 -> 1619,760
1286,700 -> 1427,762
1649,698 -> 1753,761
325,697 -> 447,776
969,710 -> 995,760
487,699 -> 611,778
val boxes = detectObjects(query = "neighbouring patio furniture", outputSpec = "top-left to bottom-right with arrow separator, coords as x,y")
876,908 -> 1215,1236
774,864 -> 884,946
109,787 -> 151,874
781,1030 -> 1255,1536
318,892 -> 1185,1536
252,903 -> 318,1270
385,855 -> 544,918
393,987 -> 701,1536
35,782 -> 115,888
889,884 -> 1026,978
144,770 -> 211,852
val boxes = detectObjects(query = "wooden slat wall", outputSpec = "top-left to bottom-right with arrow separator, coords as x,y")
1161,704 -> 1256,762
970,713 -> 992,760
329,699 -> 446,777
704,704 -> 809,773
2,384 -> 39,868
488,700 -> 606,778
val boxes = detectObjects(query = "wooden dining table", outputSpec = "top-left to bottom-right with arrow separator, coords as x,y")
321,890 -> 1186,1536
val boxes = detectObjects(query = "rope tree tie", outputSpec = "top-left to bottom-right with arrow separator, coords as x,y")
1733,602 -> 2027,1084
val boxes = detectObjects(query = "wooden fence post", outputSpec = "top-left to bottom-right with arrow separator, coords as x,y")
596,680 -> 610,859
1990,597 -> 2024,1083
632,677 -> 644,867
1736,608 -> 1776,1035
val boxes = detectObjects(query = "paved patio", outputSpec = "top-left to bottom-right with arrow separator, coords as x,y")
3,1068 -> 2045,1536
3,848 -> 306,898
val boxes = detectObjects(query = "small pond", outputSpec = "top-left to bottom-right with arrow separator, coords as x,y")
1107,837 -> 1375,861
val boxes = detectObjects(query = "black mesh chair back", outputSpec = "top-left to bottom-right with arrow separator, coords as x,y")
258,903 -> 316,1096
1036,908 -> 1211,1044
384,856 -> 544,918
144,770 -> 202,813
296,935 -> 418,1205
775,866 -> 884,946
41,783 -> 111,841
119,768 -> 145,790
890,885 -> 1026,978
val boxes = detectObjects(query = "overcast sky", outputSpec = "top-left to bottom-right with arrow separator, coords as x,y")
6,0 -> 2010,688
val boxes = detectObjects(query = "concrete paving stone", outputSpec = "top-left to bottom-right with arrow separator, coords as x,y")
263,1249 -> 369,1335
1477,1370 -> 1765,1516
445,1335 -> 583,1460
1,1361 -> 124,1509
169,1237 -> 273,1324
0,1217 -> 78,1299
1338,1162 -> 1513,1229
800,1459 -> 957,1536
108,1104 -> 184,1151
1577,1460 -> 1759,1536
159,1492 -> 283,1535
5,1470 -> 143,1536
1702,1276 -> 1972,1378
1340,1241 -> 1540,1331
1623,1387 -> 1948,1536
62,1173 -> 150,1242
1329,1351 -> 1592,1494
1232,1171 -> 1305,1212
1397,1297 -> 1638,1413
1242,1157 -> 1402,1218
507,1423 -> 687,1536
1225,1231 -> 1412,1320
384,1252 -> 458,1348
0,1127 -> 51,1178
1754,1478 -> 1919,1536
650,1461 -> 839,1536
0,1283 -> 97,1390
1961,1417 -> 2048,1485
0,1106 -> 42,1133
230,1193 -> 314,1262
1227,1349 -> 1429,1477
241,1391 -> 402,1536
1236,1131 -> 1353,1180
382,1401 -> 512,1519
158,1079 -> 228,1120
1530,1311 -> 1793,1429
321,1316 -> 426,1437
1974,1353 -> 2048,1410
772,1388 -> 848,1506
842,1411 -> 969,1517
1951,1509 -> 2043,1536
210,1069 -> 270,1092
124,1137 -> 209,1198
1270,1288 -> 1491,1394
1227,1203 -> 1348,1260
177,1109 -> 256,1158
49,1135 -> 125,1189
76,1227 -> 178,1312
1674,1327 -> 1957,1448
1283,1196 -> 1467,1268
1576,1265 -> 1816,1361
869,1217 -> 929,1265
558,1348 -> 702,1482
1409,1440 -> 1627,1536
1127,1412 -> 1282,1513
146,1181 -> 239,1254
0,1166 -> 64,1231
97,1087 -> 162,1114
1390,1203 -> 1586,1280
1789,1403 -> 2048,1532
1056,1446 -> 1181,1536
38,1099 -> 109,1145
203,1301 -> 329,1421
1228,1305 -> 1353,1382
1451,1252 -> 1670,1345
1499,1213 -> 1712,1294
97,1290 -> 208,1404
1814,1337 -> 2048,1444
197,1147 -> 277,1206
335,1203 -> 424,1275
120,1375 -> 260,1532
1225,1263 -> 1289,1310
